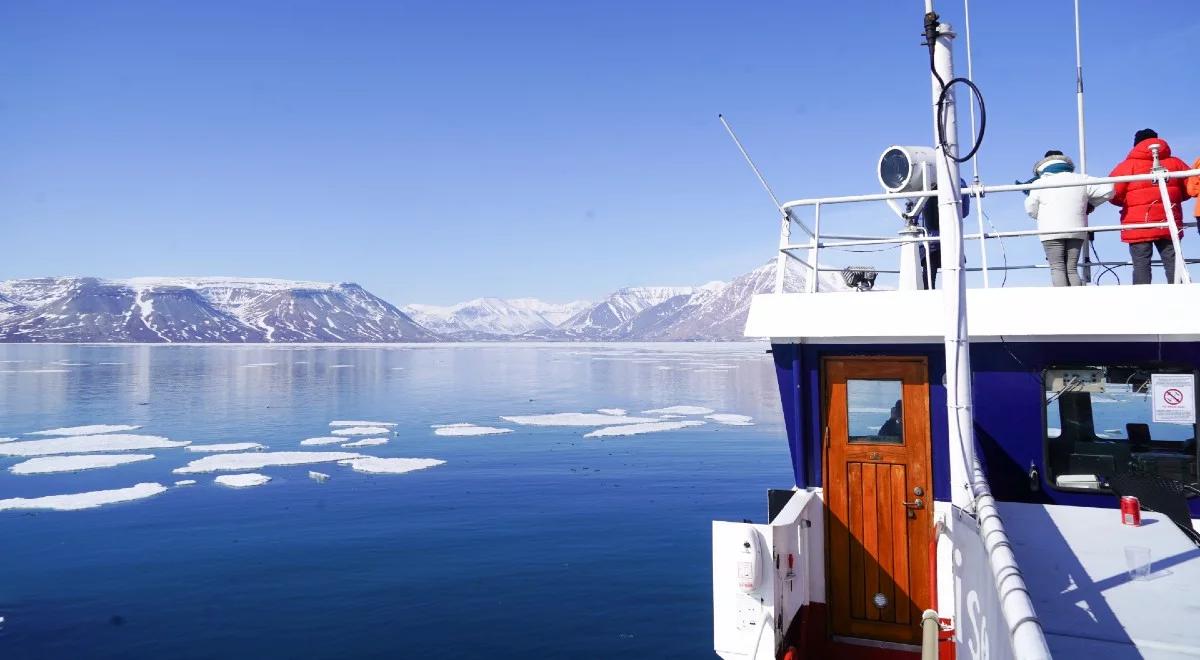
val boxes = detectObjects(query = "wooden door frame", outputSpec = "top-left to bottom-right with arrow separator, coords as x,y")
820,355 -> 933,645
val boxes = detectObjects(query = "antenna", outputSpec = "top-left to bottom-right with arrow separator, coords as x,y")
718,114 -> 784,213
1073,0 -> 1087,174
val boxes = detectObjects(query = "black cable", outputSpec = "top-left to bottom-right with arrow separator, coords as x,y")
924,12 -> 987,165
1090,240 -> 1121,286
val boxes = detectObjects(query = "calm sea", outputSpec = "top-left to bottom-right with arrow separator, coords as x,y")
0,343 -> 792,659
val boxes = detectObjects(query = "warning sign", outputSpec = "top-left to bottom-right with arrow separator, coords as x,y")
1151,374 -> 1196,424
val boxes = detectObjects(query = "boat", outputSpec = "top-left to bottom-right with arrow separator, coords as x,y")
711,2 -> 1200,658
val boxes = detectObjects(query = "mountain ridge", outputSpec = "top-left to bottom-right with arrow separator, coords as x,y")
0,261 -> 844,343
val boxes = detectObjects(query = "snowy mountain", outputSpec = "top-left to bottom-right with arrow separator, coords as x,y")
0,277 -> 437,343
528,286 -> 694,340
402,297 -> 591,339
0,260 -> 848,343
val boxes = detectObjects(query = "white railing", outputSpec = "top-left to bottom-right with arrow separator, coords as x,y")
774,167 -> 1200,293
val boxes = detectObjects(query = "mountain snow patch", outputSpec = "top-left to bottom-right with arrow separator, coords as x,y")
185,443 -> 265,453
9,453 -> 156,475
706,414 -> 754,426
584,421 -> 705,438
331,426 -> 392,436
642,406 -> 714,416
0,434 -> 189,457
500,413 -> 660,427
0,483 -> 167,511
342,438 -> 388,448
174,451 -> 363,474
215,473 -> 271,488
433,424 -> 514,437
338,457 -> 445,474
28,424 -> 142,437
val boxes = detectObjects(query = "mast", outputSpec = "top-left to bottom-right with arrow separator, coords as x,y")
923,5 -> 976,512
1074,0 -> 1092,283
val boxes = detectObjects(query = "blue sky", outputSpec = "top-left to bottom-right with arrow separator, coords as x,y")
1,1 -> 1196,304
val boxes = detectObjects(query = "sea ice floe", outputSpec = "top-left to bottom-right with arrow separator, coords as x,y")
174,480 -> 197,487
641,406 -> 715,416
0,437 -> 15,443
329,364 -> 354,369
173,451 -> 363,474
331,426 -> 393,436
329,421 -> 397,428
433,424 -> 513,437
51,362 -> 88,366
337,457 -> 445,475
185,443 -> 265,453
0,369 -> 69,374
240,363 -> 277,368
342,438 -> 388,447
300,436 -> 346,446
583,421 -> 705,438
706,414 -> 755,426
309,471 -> 330,483
0,483 -> 167,512
28,424 -> 142,437
215,473 -> 271,488
597,408 -> 627,416
500,413 -> 660,427
9,453 -> 156,475
0,434 -> 189,457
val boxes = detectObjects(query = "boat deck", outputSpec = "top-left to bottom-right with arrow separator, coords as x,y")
998,501 -> 1200,659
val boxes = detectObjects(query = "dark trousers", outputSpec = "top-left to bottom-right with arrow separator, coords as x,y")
920,246 -> 941,288
1130,238 -> 1177,285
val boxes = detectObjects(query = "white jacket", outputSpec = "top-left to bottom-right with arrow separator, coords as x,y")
1024,171 -> 1115,242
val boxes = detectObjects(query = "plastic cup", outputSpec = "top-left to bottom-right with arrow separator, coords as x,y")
1125,546 -> 1152,581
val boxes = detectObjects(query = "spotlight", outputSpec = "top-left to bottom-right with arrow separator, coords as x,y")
878,145 -> 936,194
841,267 -> 878,291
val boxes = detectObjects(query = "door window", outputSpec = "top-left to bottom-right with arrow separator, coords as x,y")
847,379 -> 904,444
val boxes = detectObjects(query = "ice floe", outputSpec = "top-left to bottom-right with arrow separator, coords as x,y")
584,421 -> 705,438
300,436 -> 346,446
331,426 -> 393,436
173,451 -> 363,474
0,434 -> 189,457
215,473 -> 271,488
309,471 -> 330,483
329,420 -> 398,428
342,438 -> 388,448
28,424 -> 142,436
434,424 -> 514,437
597,408 -> 627,416
0,483 -> 167,512
642,406 -> 715,416
500,413 -> 660,427
329,364 -> 354,369
9,453 -> 156,475
0,438 -> 15,443
706,414 -> 755,426
338,457 -> 445,474
0,369 -> 69,374
173,479 -> 197,487
185,443 -> 265,453
240,363 -> 277,368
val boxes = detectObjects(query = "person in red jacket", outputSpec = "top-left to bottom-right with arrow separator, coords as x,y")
1108,128 -> 1191,284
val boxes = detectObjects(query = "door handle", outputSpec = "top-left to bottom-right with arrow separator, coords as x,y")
902,498 -> 924,510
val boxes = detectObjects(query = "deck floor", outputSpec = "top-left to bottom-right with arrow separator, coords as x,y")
997,501 -> 1200,659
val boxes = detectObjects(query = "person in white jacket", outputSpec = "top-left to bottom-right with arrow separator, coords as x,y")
1024,152 -> 1115,286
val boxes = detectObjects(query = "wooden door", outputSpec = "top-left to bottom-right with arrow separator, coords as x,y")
823,357 -> 932,645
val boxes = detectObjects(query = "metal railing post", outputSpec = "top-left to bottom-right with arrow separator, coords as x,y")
1155,172 -> 1191,284
775,212 -> 792,294
808,203 -> 822,293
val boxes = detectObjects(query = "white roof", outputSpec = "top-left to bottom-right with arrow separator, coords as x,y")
745,284 -> 1200,343
998,501 -> 1200,657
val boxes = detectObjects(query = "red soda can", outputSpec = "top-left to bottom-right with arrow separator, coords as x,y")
1121,496 -> 1141,526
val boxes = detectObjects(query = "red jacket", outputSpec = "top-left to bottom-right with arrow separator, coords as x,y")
1109,138 -> 1190,243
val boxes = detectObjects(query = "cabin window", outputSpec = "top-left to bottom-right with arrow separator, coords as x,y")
1044,365 -> 1198,492
847,379 -> 904,444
